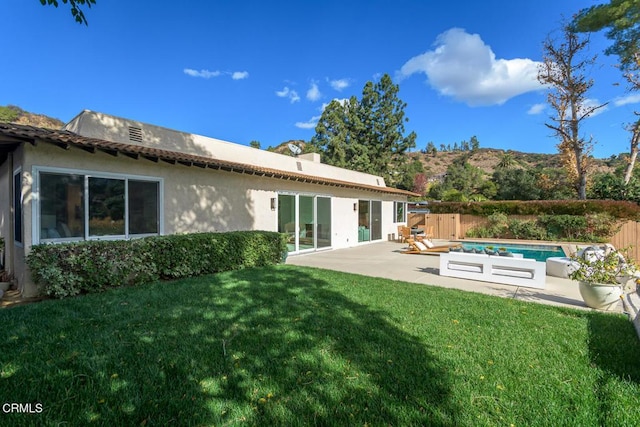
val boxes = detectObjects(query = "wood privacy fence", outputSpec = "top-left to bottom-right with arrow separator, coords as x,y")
408,213 -> 640,263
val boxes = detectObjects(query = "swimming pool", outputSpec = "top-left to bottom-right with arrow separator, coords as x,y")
459,241 -> 565,262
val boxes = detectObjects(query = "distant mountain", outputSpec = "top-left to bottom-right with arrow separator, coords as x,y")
406,148 -> 617,178
0,105 -> 64,129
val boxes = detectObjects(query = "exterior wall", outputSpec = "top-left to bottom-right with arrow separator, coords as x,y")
0,153 -> 10,274
0,146 -> 27,293
17,142 -> 408,296
64,110 -> 387,188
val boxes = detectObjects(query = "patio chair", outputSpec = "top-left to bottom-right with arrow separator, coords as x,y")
397,225 -> 411,243
402,238 -> 462,254
423,225 -> 434,239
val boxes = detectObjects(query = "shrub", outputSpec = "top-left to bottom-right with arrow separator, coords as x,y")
507,219 -> 548,240
27,231 -> 288,298
429,200 -> 640,220
537,215 -> 587,241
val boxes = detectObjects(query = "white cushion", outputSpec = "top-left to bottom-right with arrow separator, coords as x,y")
415,241 -> 428,251
423,239 -> 434,248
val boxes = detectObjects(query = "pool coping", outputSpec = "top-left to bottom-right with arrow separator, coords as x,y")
454,238 -> 596,258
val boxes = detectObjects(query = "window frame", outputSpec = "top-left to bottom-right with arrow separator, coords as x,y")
32,166 -> 163,245
393,201 -> 407,223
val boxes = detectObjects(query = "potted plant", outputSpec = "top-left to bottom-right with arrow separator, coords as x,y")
569,246 -> 638,310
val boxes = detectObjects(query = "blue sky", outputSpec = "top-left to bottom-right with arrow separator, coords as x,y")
2,0 -> 637,158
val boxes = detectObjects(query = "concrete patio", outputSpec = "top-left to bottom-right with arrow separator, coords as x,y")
286,240 -> 626,313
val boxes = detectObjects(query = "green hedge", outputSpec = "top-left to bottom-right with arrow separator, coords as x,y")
465,212 -> 621,242
427,200 -> 640,220
27,231 -> 288,298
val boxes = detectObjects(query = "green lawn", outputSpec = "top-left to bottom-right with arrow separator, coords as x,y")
1,265 -> 639,426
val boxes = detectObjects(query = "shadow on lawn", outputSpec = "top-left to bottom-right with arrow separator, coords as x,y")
183,265 -> 460,425
587,312 -> 640,384
0,265 -> 460,425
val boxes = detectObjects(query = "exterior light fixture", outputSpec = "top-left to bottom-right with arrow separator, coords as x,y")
353,203 -> 357,211
271,197 -> 276,211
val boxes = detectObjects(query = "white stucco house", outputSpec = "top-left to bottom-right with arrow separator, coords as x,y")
0,110 -> 416,296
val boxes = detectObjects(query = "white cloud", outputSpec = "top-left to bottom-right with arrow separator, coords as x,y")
614,93 -> 640,107
329,78 -> 350,91
398,28 -> 543,106
184,68 -> 222,79
232,71 -> 249,80
276,86 -> 300,103
527,103 -> 546,115
295,116 -> 321,129
184,68 -> 249,80
307,81 -> 322,101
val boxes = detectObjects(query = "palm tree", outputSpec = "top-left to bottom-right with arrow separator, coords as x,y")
496,152 -> 517,170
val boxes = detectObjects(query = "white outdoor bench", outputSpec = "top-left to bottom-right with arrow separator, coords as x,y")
439,252 -> 546,289
545,257 -> 579,279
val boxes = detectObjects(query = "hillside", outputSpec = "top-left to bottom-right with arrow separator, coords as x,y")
408,148 -> 617,178
1,105 -> 620,178
0,105 -> 64,129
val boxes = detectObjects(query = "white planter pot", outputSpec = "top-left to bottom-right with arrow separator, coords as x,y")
579,281 -> 623,309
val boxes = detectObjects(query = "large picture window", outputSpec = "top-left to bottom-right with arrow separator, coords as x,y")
36,169 -> 161,243
89,177 -> 125,236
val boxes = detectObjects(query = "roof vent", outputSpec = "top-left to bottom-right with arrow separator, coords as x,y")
128,126 -> 143,143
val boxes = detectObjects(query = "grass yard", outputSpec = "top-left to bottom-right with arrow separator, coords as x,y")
1,265 -> 639,426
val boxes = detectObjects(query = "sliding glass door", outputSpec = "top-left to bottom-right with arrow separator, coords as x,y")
358,199 -> 382,242
316,197 -> 331,249
278,194 -> 296,253
371,201 -> 382,241
278,194 -> 332,253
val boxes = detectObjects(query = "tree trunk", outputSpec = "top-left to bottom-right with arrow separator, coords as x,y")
577,172 -> 588,200
623,121 -> 640,185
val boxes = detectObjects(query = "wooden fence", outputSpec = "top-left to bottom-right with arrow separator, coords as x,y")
408,213 -> 640,263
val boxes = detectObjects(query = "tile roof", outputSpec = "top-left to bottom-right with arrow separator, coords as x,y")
0,122 -> 418,197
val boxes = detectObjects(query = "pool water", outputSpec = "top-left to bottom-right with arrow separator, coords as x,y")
460,242 -> 565,262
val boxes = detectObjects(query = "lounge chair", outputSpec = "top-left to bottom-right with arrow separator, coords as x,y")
402,238 -> 462,254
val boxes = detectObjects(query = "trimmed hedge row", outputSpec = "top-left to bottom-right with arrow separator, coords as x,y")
27,231 -> 288,298
465,212 -> 620,242
428,199 -> 640,220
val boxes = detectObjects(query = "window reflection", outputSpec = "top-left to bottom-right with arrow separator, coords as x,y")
40,173 -> 85,239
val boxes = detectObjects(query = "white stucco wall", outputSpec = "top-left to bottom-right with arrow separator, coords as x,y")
64,110 -> 388,188
15,142 -> 408,296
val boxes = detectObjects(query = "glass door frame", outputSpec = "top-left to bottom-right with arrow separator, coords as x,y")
357,199 -> 382,243
277,192 -> 332,254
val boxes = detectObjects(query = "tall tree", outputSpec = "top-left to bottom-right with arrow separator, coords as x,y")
470,135 -> 480,151
574,0 -> 640,72
492,168 -> 542,200
426,141 -> 437,157
574,1 -> 640,183
40,0 -> 95,25
311,97 -> 362,169
537,24 -> 606,199
310,74 -> 416,187
624,117 -> 640,183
